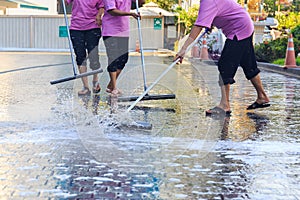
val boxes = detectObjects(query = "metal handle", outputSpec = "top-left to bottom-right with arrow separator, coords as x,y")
126,28 -> 209,112
135,0 -> 148,91
61,0 -> 77,76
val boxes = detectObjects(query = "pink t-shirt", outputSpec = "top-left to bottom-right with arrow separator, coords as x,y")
102,0 -> 133,37
66,0 -> 104,30
195,0 -> 254,40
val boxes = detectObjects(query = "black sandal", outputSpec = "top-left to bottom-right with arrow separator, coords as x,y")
247,102 -> 270,110
92,81 -> 101,94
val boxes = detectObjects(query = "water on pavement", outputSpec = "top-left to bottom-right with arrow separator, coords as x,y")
0,52 -> 299,199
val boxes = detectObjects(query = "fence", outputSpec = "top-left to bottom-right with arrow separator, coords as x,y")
0,15 -> 164,52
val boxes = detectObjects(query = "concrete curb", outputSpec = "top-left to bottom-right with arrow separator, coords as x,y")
199,59 -> 300,79
257,62 -> 300,79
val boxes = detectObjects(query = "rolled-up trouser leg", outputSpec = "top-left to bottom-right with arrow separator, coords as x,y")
86,28 -> 101,70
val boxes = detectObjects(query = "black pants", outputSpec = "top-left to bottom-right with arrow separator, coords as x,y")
218,34 -> 260,85
103,36 -> 129,73
70,28 -> 101,70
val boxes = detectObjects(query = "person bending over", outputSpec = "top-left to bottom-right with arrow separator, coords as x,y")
175,0 -> 270,116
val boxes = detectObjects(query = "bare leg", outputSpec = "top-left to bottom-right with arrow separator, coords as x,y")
108,71 -> 118,95
78,66 -> 91,95
92,73 -> 98,83
206,84 -> 231,114
109,71 -> 117,90
92,73 -> 101,94
107,69 -> 122,93
218,84 -> 231,112
250,74 -> 270,104
79,65 -> 89,88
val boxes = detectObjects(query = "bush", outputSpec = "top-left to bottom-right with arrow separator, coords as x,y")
276,12 -> 300,31
255,37 -> 287,62
255,24 -> 300,63
292,25 -> 300,55
273,57 -> 300,66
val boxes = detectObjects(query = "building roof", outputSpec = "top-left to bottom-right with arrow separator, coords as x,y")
4,0 -> 48,11
137,2 -> 176,17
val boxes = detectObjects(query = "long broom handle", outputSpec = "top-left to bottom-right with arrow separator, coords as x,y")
135,0 -> 148,91
61,0 -> 77,76
126,28 -> 209,112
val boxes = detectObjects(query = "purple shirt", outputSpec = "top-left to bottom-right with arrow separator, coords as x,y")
66,0 -> 103,30
195,0 -> 254,40
102,0 -> 133,37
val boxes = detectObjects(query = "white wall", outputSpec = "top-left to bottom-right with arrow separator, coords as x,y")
0,15 -> 164,51
27,0 -> 57,14
6,8 -> 50,15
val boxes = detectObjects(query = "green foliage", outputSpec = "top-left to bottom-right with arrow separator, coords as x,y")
275,12 -> 300,31
296,57 -> 300,65
255,25 -> 300,64
292,26 -> 300,57
263,0 -> 277,17
255,38 -> 287,62
145,0 -> 177,11
273,57 -> 300,66
273,58 -> 285,65
176,4 -> 199,35
292,25 -> 300,40
293,0 -> 300,12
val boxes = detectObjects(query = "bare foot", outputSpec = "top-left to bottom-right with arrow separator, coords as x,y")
110,89 -> 122,96
256,96 -> 270,105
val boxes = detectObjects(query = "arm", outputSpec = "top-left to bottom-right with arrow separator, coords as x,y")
107,9 -> 140,19
96,7 -> 104,26
175,25 -> 204,63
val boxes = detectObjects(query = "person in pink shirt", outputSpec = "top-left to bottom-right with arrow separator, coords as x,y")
66,0 -> 104,95
175,0 -> 270,116
102,0 -> 145,95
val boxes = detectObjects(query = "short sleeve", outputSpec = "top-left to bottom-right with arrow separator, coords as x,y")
103,0 -> 116,11
96,0 -> 104,9
195,0 -> 218,28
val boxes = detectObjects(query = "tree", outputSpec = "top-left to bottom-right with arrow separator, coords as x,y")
263,0 -> 277,17
145,0 -> 178,11
275,12 -> 300,31
292,0 -> 300,12
176,4 -> 199,35
255,25 -> 300,63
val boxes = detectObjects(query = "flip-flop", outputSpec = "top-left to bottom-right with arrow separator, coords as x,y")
205,106 -> 232,116
247,102 -> 270,110
92,82 -> 101,94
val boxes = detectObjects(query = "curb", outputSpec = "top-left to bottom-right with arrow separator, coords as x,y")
199,59 -> 300,80
258,62 -> 300,79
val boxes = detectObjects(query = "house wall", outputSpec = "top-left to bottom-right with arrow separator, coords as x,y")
27,0 -> 57,14
6,8 -> 50,15
0,15 -> 165,51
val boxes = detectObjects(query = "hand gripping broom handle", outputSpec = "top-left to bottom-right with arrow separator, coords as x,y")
126,28 -> 209,112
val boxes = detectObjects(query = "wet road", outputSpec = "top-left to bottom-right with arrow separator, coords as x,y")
0,52 -> 299,199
